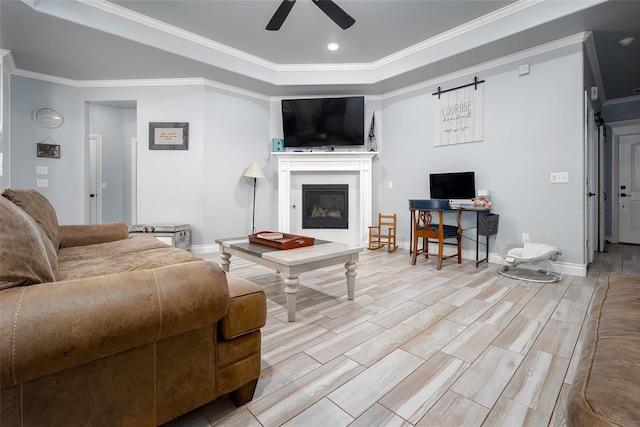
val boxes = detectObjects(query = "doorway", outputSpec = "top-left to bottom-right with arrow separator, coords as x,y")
89,134 -> 103,224
87,101 -> 137,224
618,133 -> 640,244
609,119 -> 640,244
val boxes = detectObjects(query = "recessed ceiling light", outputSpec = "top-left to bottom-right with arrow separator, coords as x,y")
619,37 -> 635,47
327,43 -> 339,51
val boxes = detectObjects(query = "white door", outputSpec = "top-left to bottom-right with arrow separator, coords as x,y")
598,124 -> 605,252
584,93 -> 596,264
89,135 -> 103,224
618,133 -> 640,243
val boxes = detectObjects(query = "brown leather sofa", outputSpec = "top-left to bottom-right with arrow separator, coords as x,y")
0,189 -> 267,426
567,272 -> 640,426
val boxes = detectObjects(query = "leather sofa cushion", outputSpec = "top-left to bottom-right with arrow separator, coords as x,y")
2,189 -> 61,250
567,273 -> 640,426
219,275 -> 266,340
0,196 -> 57,290
57,235 -> 201,281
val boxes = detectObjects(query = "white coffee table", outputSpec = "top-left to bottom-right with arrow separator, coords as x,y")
215,237 -> 362,321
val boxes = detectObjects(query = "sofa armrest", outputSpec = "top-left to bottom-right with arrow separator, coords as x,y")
59,222 -> 128,248
0,261 -> 229,387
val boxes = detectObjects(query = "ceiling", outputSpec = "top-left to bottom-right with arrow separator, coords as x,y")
1,0 -> 639,100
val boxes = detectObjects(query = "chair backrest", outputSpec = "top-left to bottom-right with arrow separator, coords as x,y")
378,213 -> 396,229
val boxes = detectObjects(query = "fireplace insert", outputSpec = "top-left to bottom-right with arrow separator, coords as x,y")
302,184 -> 348,229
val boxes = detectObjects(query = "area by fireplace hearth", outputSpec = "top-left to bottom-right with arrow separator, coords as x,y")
302,184 -> 348,229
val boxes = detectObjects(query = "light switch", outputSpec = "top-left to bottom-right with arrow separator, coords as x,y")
37,166 -> 48,175
36,179 -> 48,187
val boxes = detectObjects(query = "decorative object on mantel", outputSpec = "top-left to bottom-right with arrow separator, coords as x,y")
36,138 -> 60,158
243,162 -> 265,234
272,138 -> 285,152
249,231 -> 315,250
149,122 -> 189,150
433,76 -> 485,147
367,111 -> 377,152
33,107 -> 63,128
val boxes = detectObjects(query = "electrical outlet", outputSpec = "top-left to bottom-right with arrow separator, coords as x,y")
522,233 -> 529,243
36,166 -> 48,175
36,179 -> 48,188
550,172 -> 569,183
388,181 -> 393,189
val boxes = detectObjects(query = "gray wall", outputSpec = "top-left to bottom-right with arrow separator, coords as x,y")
7,42 -> 590,265
378,45 -> 586,264
8,79 -> 270,249
9,76 -> 84,223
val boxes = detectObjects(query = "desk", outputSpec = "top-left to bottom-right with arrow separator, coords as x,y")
409,200 -> 496,268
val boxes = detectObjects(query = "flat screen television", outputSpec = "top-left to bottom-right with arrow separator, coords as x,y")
430,172 -> 476,200
282,96 -> 365,148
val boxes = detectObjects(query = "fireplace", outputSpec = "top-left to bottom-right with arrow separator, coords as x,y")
302,184 -> 348,229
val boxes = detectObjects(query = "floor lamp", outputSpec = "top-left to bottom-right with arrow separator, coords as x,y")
243,162 -> 265,234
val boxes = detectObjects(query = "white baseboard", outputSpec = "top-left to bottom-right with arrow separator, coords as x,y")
399,240 -> 587,277
190,244 -> 219,255
196,240 -> 587,277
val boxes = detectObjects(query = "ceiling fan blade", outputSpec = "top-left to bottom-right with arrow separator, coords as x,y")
266,0 -> 296,31
313,0 -> 355,30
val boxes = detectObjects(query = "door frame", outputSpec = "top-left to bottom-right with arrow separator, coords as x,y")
609,119 -> 640,243
89,134 -> 103,224
584,92 -> 596,264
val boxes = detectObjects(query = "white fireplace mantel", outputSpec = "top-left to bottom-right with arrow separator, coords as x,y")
274,151 -> 377,245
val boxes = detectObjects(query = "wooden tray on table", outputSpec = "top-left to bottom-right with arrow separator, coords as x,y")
249,231 -> 315,250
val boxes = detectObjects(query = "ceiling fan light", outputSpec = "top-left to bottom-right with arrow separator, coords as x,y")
327,42 -> 339,51
618,37 -> 635,47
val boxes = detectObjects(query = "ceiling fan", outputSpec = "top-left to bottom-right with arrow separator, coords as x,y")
266,0 -> 355,31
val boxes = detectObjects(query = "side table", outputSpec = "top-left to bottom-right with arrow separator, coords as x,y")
128,224 -> 191,251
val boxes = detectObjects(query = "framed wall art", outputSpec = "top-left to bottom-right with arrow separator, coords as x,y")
37,142 -> 61,158
149,122 -> 189,150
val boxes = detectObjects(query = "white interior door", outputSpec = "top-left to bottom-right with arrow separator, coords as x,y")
584,93 -> 596,264
618,133 -> 640,243
89,135 -> 103,224
598,124 -> 605,252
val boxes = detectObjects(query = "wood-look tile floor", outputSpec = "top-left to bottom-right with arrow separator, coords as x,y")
164,243 -> 640,427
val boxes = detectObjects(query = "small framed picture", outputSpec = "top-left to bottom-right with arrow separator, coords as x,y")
37,143 -> 61,158
149,122 -> 189,150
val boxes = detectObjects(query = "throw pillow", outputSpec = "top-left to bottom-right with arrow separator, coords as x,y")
2,188 -> 61,250
0,196 -> 56,290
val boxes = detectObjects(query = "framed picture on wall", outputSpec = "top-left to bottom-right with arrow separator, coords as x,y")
37,142 -> 61,158
149,122 -> 189,150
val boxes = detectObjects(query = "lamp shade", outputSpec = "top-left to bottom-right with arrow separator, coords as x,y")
243,162 -> 265,179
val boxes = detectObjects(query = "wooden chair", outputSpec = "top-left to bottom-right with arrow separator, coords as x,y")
368,213 -> 398,252
411,207 -> 462,270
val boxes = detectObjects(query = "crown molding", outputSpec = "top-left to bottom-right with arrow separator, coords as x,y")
375,0 -> 544,67
78,0 -> 277,70
383,32 -> 589,99
603,94 -> 640,106
9,32 -> 588,101
23,0 -> 606,88
0,50 -> 16,73
11,69 -> 270,100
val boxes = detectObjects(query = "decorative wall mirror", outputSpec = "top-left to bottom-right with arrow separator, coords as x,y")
33,107 -> 63,128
